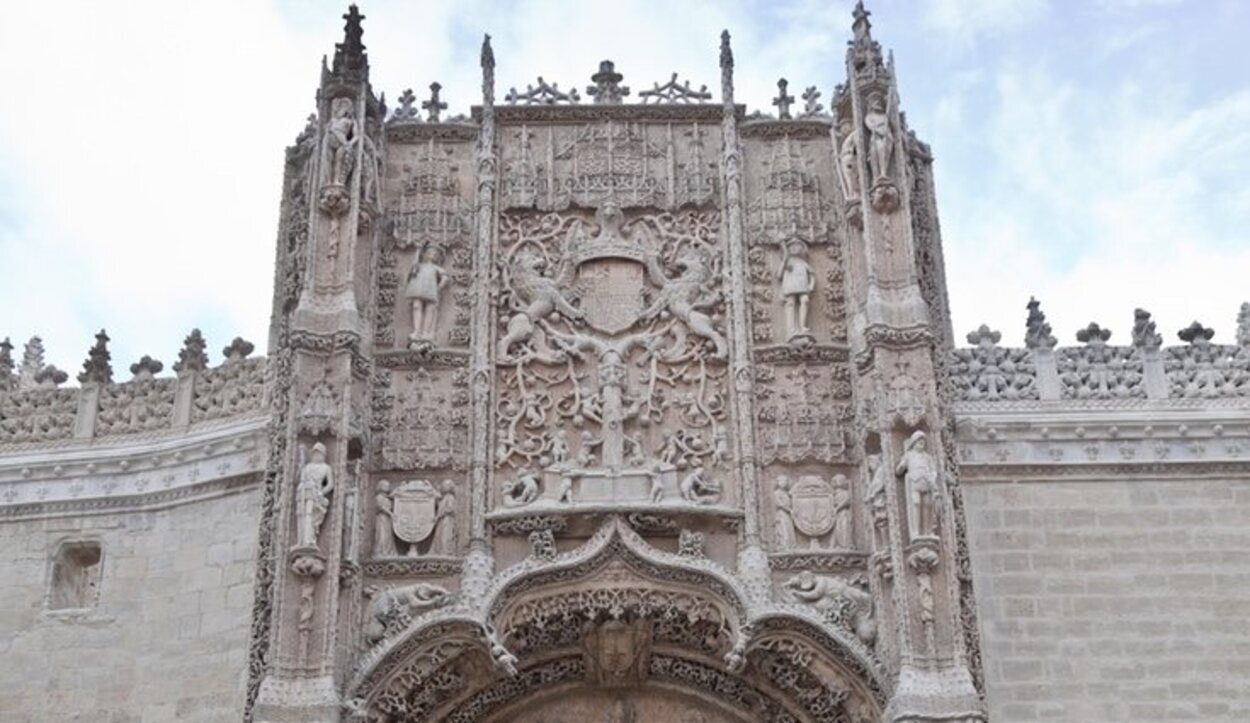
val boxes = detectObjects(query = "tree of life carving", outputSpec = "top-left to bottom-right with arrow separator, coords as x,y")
493,205 -> 732,510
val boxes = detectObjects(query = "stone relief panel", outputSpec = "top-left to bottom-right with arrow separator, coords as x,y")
97,376 -> 176,435
377,138 -> 477,349
372,366 -> 470,473
498,120 -> 721,212
0,386 -> 76,444
191,355 -> 265,423
491,205 -> 735,520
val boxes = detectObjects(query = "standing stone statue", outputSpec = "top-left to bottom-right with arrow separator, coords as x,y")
295,442 -> 334,551
895,431 -> 940,539
433,480 -> 457,554
866,454 -> 889,551
373,480 -> 398,557
321,97 -> 358,188
405,245 -> 450,345
837,118 -> 861,201
831,473 -> 853,549
777,238 -> 816,340
773,475 -> 797,551
864,92 -> 894,184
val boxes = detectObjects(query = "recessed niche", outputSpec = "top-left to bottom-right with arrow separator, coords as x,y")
48,541 -> 102,611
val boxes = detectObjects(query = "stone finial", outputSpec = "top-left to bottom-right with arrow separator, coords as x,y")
1024,297 -> 1057,350
772,78 -> 795,119
0,337 -> 13,391
332,4 -> 367,75
223,337 -> 256,362
18,336 -> 46,390
1131,308 -> 1162,349
1075,322 -> 1111,346
174,329 -> 210,373
720,30 -> 733,71
1177,321 -> 1214,345
36,365 -> 68,388
129,355 -> 164,380
852,1 -> 873,41
800,86 -> 824,117
77,329 -> 113,385
637,73 -> 712,104
422,82 -> 447,122
587,60 -> 629,104
392,88 -> 418,121
481,33 -> 494,71
1237,302 -> 1250,347
966,324 -> 1001,347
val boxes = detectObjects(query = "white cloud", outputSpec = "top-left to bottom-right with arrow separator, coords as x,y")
922,0 -> 1051,45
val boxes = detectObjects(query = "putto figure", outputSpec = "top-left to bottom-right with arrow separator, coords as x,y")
295,442 -> 334,551
501,470 -> 541,507
405,244 -> 450,345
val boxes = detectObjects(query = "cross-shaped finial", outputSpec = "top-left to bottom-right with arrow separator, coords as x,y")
422,82 -> 448,122
772,78 -> 795,120
393,88 -> 418,120
800,86 -> 824,116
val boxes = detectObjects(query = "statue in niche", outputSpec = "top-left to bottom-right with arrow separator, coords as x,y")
778,238 -> 816,341
831,473 -> 853,549
837,117 -> 861,201
773,475 -> 797,551
679,465 -> 720,504
866,454 -> 889,551
498,251 -> 585,361
405,244 -> 450,346
433,480 -> 457,554
501,470 -> 541,507
641,247 -> 728,359
321,97 -> 358,189
864,92 -> 894,184
896,430 -> 940,539
782,571 -> 876,645
373,480 -> 398,558
364,583 -> 451,645
294,442 -> 334,551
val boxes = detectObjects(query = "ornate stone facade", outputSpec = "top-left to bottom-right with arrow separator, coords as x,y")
2,4 -> 1248,723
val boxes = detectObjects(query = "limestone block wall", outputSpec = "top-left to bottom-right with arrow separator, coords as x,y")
964,477 -> 1250,722
0,484 -> 260,722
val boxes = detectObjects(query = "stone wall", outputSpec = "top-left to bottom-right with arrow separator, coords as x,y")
965,477 -> 1250,722
0,483 -> 260,722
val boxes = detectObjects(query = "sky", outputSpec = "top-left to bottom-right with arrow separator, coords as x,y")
0,0 -> 1247,374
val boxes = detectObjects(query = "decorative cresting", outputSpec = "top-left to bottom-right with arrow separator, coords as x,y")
346,518 -> 886,722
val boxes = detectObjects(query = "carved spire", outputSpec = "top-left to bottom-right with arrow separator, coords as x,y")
0,337 -> 13,392
331,4 -> 368,77
772,78 -> 795,119
78,329 -> 113,385
174,328 -> 210,373
1237,302 -> 1250,347
1131,308 -> 1162,349
719,30 -> 734,105
852,1 -> 872,42
848,0 -> 886,77
129,355 -> 164,380
223,337 -> 256,362
481,34 -> 495,108
18,336 -> 46,390
1024,297 -> 1057,350
587,61 -> 629,104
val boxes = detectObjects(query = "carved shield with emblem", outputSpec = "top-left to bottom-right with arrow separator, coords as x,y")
392,479 -> 438,543
575,259 -> 646,334
791,475 -> 836,537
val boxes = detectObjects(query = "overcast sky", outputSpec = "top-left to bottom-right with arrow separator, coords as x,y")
1,0 -> 1247,374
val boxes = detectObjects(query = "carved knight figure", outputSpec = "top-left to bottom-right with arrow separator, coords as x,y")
373,480 -> 398,557
295,443 -> 334,551
896,430 -> 940,539
863,92 -> 893,184
405,244 -> 450,344
866,454 -> 889,551
773,475 -> 797,551
321,97 -> 358,188
831,473 -> 853,549
782,571 -> 876,645
501,470 -> 541,507
433,480 -> 457,554
778,238 -> 816,340
837,118 -> 861,201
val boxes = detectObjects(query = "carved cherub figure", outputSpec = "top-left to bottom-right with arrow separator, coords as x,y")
548,429 -> 571,466
778,238 -> 816,340
679,465 -> 720,504
498,251 -> 584,360
641,247 -> 727,359
501,470 -> 541,508
405,244 -> 450,344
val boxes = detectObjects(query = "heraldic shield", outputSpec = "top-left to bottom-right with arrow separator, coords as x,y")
791,475 -> 836,538
392,480 -> 438,544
